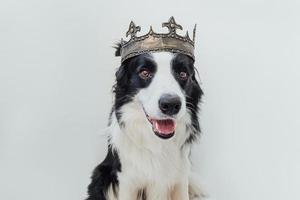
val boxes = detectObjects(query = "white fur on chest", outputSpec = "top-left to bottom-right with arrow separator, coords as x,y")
117,130 -> 190,186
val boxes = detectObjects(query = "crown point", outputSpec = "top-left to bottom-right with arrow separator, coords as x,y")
149,26 -> 154,35
193,24 -> 197,42
126,21 -> 141,38
162,16 -> 183,34
169,16 -> 175,23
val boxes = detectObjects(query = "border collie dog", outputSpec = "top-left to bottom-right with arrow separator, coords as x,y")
87,44 -> 204,200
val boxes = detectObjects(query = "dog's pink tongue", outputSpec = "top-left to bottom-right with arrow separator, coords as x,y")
153,119 -> 175,134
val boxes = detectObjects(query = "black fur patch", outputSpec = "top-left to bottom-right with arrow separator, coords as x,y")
86,146 -> 121,200
114,42 -> 122,57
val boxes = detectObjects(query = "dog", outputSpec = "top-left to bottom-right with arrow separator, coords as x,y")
86,43 -> 204,200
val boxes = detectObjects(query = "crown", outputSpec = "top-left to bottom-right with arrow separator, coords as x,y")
118,17 -> 196,62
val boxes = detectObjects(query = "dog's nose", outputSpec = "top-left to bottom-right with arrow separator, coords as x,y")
159,94 -> 182,116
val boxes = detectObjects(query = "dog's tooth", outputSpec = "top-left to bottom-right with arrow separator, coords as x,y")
153,121 -> 159,132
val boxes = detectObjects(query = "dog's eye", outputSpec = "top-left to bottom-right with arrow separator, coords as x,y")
139,69 -> 152,80
179,72 -> 188,80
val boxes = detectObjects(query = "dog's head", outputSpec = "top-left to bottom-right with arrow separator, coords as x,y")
112,45 -> 203,145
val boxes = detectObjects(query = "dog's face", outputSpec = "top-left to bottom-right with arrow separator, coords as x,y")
113,51 -> 203,143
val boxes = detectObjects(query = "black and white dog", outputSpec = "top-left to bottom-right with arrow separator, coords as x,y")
87,44 -> 204,200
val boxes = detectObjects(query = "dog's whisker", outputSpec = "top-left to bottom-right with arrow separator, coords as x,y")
187,105 -> 198,113
186,102 -> 198,111
186,101 -> 195,107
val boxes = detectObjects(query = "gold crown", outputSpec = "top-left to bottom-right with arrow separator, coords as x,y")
118,17 -> 196,62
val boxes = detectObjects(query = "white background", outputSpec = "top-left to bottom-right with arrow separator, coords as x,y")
1,0 -> 300,200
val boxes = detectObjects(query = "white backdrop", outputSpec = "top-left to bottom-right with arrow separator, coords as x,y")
1,0 -> 300,200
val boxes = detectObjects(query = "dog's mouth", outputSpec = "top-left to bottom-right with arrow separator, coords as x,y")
151,119 -> 175,139
143,108 -> 175,139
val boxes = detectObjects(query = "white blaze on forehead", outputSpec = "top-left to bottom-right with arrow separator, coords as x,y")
152,52 -> 173,76
151,52 -> 181,94
136,52 -> 186,119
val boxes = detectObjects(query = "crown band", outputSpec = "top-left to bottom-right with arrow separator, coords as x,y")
118,17 -> 196,62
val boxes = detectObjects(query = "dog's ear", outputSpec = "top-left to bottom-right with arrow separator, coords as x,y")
114,42 -> 122,57
113,64 -> 129,94
115,64 -> 127,83
114,42 -> 129,86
